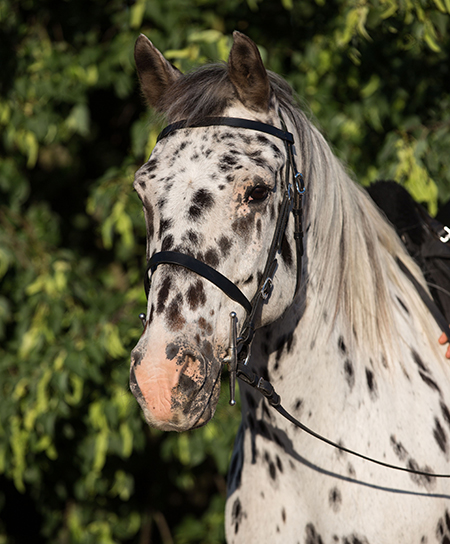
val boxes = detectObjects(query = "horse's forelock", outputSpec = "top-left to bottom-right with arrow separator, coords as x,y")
158,63 -> 298,124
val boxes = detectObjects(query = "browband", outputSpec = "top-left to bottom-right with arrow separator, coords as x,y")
157,117 -> 294,144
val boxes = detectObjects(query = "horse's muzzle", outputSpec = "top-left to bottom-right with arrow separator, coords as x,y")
130,341 -> 221,432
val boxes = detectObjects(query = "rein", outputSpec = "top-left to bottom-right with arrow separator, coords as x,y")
140,114 -> 450,479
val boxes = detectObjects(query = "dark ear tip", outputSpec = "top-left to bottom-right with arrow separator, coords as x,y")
135,34 -> 152,54
232,31 -> 252,46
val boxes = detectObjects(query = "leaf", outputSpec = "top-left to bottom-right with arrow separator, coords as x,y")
65,103 -> 90,137
129,0 -> 146,29
423,20 -> 441,52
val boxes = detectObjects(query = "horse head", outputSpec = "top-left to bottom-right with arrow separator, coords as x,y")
130,32 -> 301,431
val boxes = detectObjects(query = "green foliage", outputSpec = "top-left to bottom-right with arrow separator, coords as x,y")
0,0 -> 449,542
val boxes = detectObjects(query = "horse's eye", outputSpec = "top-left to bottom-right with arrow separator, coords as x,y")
248,185 -> 270,202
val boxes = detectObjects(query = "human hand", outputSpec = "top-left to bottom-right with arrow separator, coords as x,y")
438,332 -> 450,359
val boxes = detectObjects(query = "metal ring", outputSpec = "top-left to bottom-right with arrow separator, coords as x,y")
294,172 -> 306,195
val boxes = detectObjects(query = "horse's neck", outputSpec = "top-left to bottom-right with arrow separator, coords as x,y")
247,221 -> 424,427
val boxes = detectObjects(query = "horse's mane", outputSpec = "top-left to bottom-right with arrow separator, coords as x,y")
160,63 -> 438,365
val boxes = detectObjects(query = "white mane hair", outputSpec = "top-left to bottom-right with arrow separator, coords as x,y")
280,91 -> 439,365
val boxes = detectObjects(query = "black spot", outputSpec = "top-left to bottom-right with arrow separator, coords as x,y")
161,234 -> 174,251
186,280 -> 206,311
411,349 -> 427,372
158,217 -> 172,239
198,316 -> 213,335
396,296 -> 409,313
243,274 -> 254,285
433,418 -> 447,453
165,343 -> 179,360
157,276 -> 172,314
276,455 -> 283,473
188,189 -> 215,221
188,204 -> 202,221
268,460 -> 276,480
144,202 -> 155,239
147,304 -> 155,326
274,332 -> 294,364
264,451 -> 277,480
218,236 -> 233,257
218,153 -> 239,172
419,371 -> 441,394
269,202 -> 275,221
204,248 -> 219,267
365,368 -> 377,398
165,294 -> 185,332
294,399 -> 303,411
256,134 -> 270,145
441,402 -> 450,429
178,373 -> 200,401
231,497 -> 244,535
407,458 -> 435,487
194,188 -> 214,208
201,340 -> 213,360
281,508 -> 286,523
342,537 -> 369,544
305,523 -> 324,544
232,215 -> 254,240
390,435 -> 408,461
144,158 -> 159,172
328,486 -> 342,512
344,359 -> 354,389
256,419 -> 271,440
280,234 -> 293,267
186,230 -> 199,245
338,336 -> 347,354
256,218 -> 262,237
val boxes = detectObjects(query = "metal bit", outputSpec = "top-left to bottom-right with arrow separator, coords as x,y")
224,312 -> 238,406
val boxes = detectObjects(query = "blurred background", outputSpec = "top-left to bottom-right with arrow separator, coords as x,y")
0,0 -> 449,542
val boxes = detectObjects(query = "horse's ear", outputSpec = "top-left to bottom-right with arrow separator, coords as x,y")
228,31 -> 271,112
134,34 -> 181,110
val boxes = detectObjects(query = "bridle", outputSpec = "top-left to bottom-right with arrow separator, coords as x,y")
143,113 -> 306,406
139,112 -> 450,479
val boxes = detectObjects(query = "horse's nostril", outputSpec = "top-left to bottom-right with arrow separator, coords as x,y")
180,351 -> 205,384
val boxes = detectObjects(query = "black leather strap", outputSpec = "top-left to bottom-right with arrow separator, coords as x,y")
145,251 -> 252,315
157,117 -> 294,144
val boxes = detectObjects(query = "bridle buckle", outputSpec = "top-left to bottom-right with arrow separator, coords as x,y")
260,277 -> 274,300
